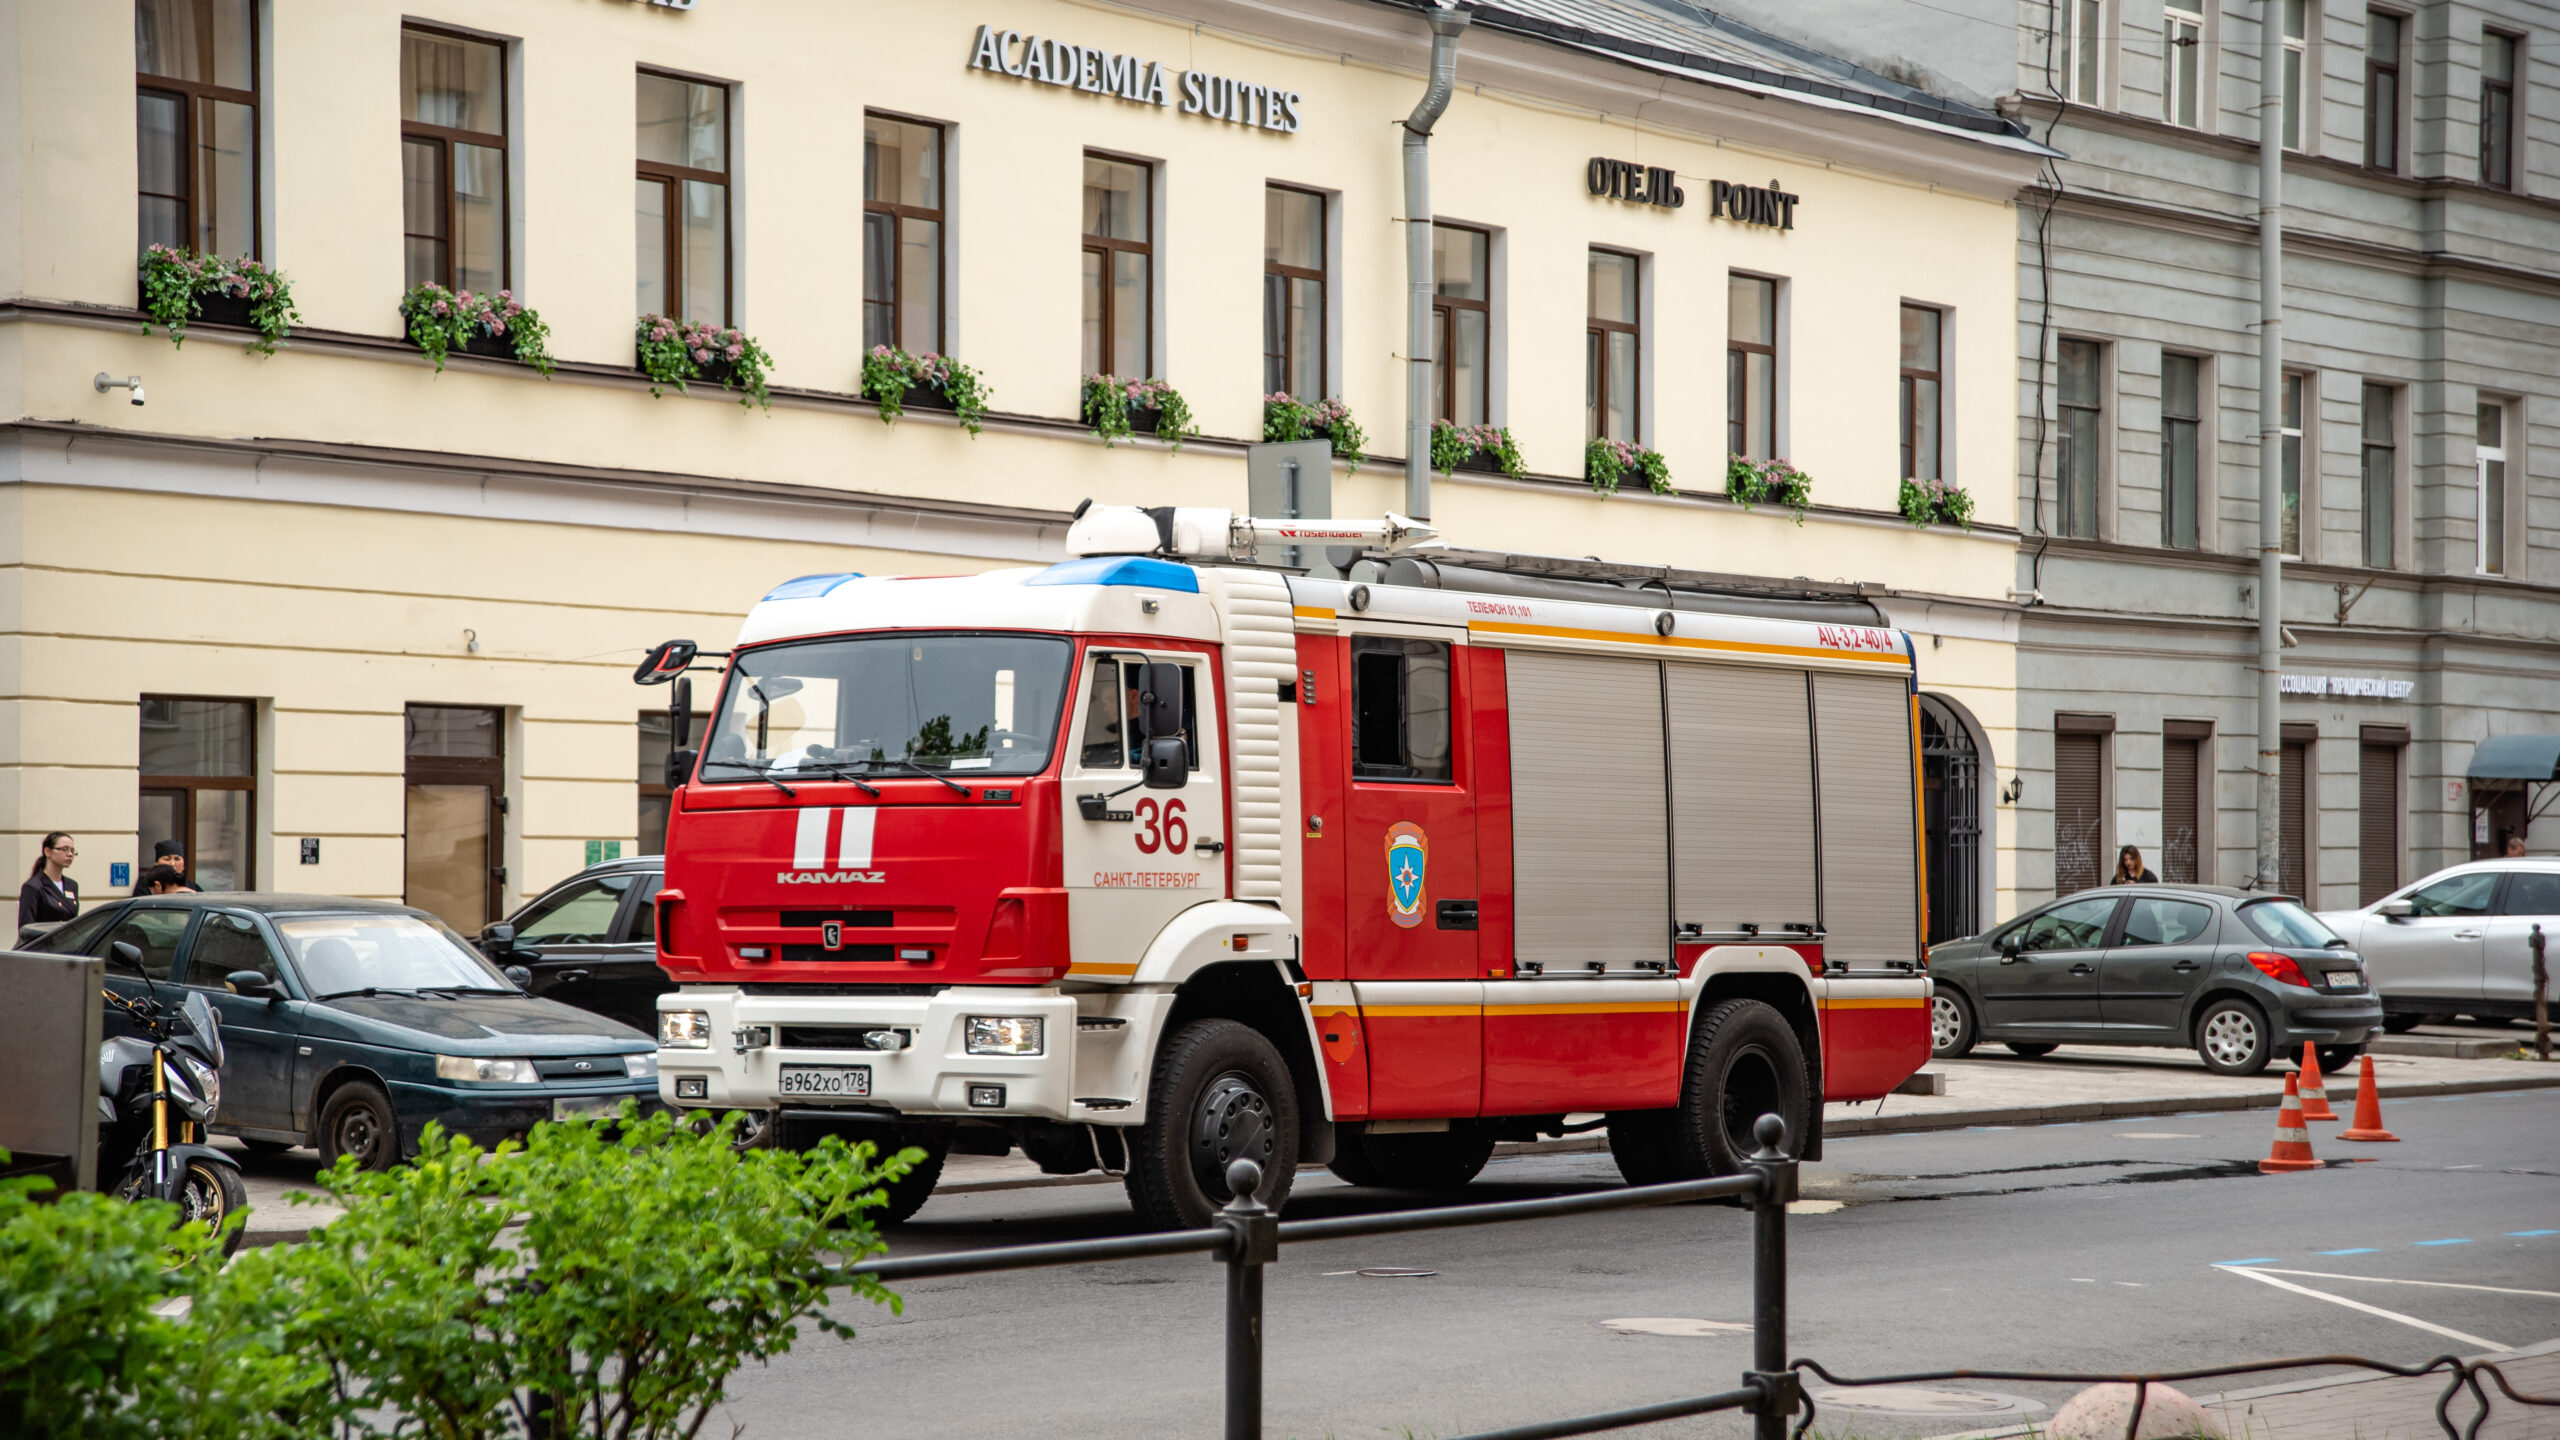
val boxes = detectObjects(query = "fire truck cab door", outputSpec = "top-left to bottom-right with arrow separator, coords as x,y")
1340,630 -> 1482,1118
1061,650 -> 1223,979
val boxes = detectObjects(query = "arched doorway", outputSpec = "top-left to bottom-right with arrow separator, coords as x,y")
1919,695 -> 1984,943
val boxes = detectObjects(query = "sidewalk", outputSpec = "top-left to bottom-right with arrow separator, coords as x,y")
232,1046 -> 2560,1246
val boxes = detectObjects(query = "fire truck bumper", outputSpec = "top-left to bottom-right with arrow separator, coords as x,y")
652,986 -> 1082,1120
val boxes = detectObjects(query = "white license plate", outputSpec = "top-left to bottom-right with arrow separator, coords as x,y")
779,1065 -> 872,1100
552,1094 -> 621,1121
2325,970 -> 2361,989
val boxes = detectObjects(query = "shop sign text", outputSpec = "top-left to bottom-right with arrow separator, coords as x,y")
967,25 -> 1303,133
2279,674 -> 2415,699
1587,156 -> 1684,208
1711,179 -> 1799,230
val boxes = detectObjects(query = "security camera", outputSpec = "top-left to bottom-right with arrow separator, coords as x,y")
94,373 -> 144,407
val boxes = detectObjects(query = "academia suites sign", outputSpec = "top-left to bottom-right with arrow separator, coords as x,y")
967,24 -> 1305,133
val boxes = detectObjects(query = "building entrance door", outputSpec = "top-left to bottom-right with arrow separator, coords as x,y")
404,706 -> 505,930
1920,697 -> 1980,943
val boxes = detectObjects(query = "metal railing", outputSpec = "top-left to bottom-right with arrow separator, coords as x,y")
845,1112 -> 2559,1440
848,1115 -> 1804,1440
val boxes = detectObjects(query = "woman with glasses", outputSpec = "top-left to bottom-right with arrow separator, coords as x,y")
19,832 -> 80,932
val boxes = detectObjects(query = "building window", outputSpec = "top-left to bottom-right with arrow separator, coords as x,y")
862,114 -> 942,354
2058,337 -> 2103,538
2065,0 -> 2106,103
638,711 -> 672,855
2361,382 -> 2396,569
138,697 -> 254,891
2160,352 -> 2202,549
1900,304 -> 1945,482
2280,371 -> 2306,556
135,0 -> 258,257
1728,274 -> 1778,460
2164,2 -> 2206,128
2282,0 -> 2309,149
1434,223 -> 1490,426
2279,730 -> 2310,899
2162,722 -> 2209,884
400,27 -> 507,294
1587,250 -> 1641,442
2365,10 -> 2403,171
636,71 -> 729,325
2482,31 -> 2520,189
1263,186 -> 1325,400
405,705 -> 505,931
1081,153 -> 1152,379
2358,729 -> 2404,905
2478,401 -> 2509,576
2053,719 -> 2111,895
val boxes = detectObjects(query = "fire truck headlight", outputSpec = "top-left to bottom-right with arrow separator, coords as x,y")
660,1010 -> 713,1050
964,1016 -> 1045,1056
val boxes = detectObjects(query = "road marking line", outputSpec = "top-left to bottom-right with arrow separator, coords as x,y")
2218,1266 -> 2506,1350
2316,1248 -> 2381,1255
2511,1230 -> 2559,1238
2413,1238 -> 2474,1246
2246,1268 -> 2560,1299
2216,1258 -> 2280,1266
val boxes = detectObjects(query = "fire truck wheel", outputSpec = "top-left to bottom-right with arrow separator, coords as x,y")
1930,990 -> 1978,1058
1328,1129 -> 1494,1190
1125,1019 -> 1300,1230
1604,1112 -> 1679,1186
1668,999 -> 1810,1180
864,1142 -> 946,1226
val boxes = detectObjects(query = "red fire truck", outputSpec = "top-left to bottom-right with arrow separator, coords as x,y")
639,505 -> 1932,1228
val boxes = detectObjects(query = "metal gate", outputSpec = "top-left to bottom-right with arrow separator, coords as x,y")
1919,699 -> 1979,942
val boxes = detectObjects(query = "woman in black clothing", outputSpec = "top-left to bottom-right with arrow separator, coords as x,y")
2110,844 -> 2159,885
18,832 -> 80,931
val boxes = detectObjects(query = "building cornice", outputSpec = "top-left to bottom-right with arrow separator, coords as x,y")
2033,187 -> 2560,299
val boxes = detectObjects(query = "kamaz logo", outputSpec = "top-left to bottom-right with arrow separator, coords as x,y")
778,870 -> 885,884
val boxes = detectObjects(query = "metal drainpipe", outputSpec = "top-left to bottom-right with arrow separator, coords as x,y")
1403,3 -> 1471,522
2255,0 -> 2286,889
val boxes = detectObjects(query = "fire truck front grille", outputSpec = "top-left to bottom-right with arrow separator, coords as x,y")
777,1026 -> 905,1050
778,945 -> 894,963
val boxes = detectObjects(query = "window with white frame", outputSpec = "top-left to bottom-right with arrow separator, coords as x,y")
2280,371 -> 2307,557
2160,352 -> 2203,549
2482,31 -> 2521,190
2282,0 -> 2310,149
2164,2 -> 2207,128
2477,401 -> 2509,576
2366,9 -> 2405,171
2066,0 -> 2107,102
2361,382 -> 2397,569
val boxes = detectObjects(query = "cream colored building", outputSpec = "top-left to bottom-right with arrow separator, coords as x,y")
1,0 -> 2044,936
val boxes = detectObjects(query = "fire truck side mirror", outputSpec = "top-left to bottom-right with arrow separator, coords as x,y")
664,676 -> 698,788
635,639 -> 697,685
1137,662 -> 1184,741
1142,736 -> 1188,790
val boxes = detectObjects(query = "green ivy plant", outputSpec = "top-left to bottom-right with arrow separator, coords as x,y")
637,315 -> 773,410
1727,454 -> 1815,525
401,284 -> 556,376
861,346 -> 990,435
1083,375 -> 1198,450
1899,475 -> 1976,530
280,1106 -> 915,1440
1586,437 -> 1672,496
138,244 -> 299,354
1261,393 -> 1365,471
1430,421 -> 1526,480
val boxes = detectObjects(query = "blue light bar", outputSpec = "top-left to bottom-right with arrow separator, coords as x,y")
1024,556 -> 1199,592
761,573 -> 863,601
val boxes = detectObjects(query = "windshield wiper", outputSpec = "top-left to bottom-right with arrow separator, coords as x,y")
701,758 -> 798,799
418,986 -> 525,997
774,761 -> 880,797
315,986 -> 424,1001
858,756 -> 972,795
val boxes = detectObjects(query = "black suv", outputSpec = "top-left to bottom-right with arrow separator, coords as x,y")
478,858 -> 667,1032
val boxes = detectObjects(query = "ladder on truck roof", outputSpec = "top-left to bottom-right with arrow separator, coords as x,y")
1342,545 -> 1891,626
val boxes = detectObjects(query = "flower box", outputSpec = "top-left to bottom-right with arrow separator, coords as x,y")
901,378 -> 956,412
460,331 -> 517,360
1454,449 -> 1508,476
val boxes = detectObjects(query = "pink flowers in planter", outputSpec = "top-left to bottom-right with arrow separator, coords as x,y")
638,314 -> 773,409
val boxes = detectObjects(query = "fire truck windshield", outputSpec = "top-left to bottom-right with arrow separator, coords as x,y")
700,633 -> 1073,781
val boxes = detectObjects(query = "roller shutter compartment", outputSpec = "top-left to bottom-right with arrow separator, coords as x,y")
1665,663 -> 1816,935
1812,672 -> 1919,965
1504,650 -> 1669,969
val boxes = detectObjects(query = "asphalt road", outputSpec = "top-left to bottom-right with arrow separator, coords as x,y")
715,1088 -> 2560,1439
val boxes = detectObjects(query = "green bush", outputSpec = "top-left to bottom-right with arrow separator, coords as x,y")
284,1106 -> 914,1439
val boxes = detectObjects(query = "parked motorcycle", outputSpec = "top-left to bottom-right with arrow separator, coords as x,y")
99,942 -> 247,1254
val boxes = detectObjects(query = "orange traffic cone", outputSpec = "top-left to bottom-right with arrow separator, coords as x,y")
2338,1054 -> 2401,1142
2296,1043 -> 2340,1122
2259,1073 -> 2320,1173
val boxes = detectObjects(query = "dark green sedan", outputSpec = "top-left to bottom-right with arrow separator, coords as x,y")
33,894 -> 656,1168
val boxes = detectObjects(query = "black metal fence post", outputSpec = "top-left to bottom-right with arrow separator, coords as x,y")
1744,1114 -> 1801,1440
1217,1158 -> 1279,1440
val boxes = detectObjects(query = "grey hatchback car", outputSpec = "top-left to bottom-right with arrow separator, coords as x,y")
1927,886 -> 2382,1075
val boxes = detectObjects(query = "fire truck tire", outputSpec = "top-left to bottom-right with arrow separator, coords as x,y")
1328,1129 -> 1495,1190
1667,999 -> 1810,1180
1125,1019 -> 1300,1230
1604,1112 -> 1679,1186
871,1143 -> 946,1226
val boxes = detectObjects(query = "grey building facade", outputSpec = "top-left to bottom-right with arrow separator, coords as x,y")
1724,0 -> 2560,915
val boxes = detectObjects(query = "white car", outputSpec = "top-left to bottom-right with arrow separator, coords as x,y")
2317,859 -> 2560,1030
